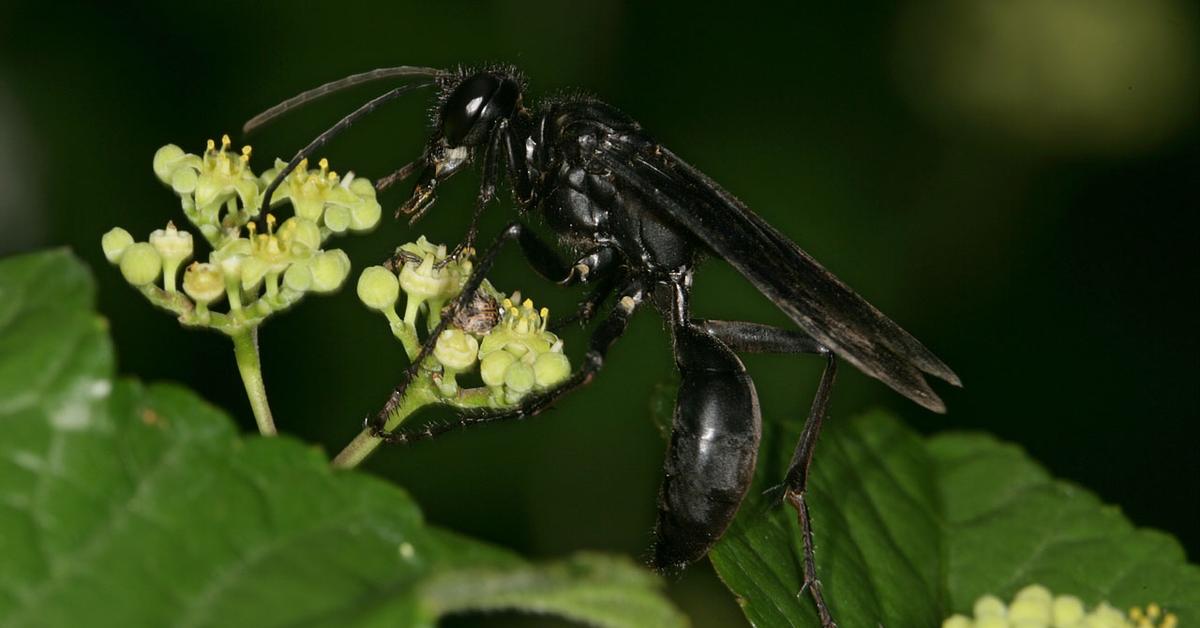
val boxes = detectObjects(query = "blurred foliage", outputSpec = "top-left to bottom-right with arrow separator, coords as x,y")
0,2 -> 1196,626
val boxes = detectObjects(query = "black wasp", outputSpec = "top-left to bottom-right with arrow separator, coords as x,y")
246,65 -> 960,626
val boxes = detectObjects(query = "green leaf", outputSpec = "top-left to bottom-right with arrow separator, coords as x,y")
420,553 -> 687,628
709,409 -> 1200,626
931,432 -> 1200,621
0,250 -> 684,628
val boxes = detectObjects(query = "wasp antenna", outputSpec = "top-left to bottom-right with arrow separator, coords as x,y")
261,82 -> 435,210
243,66 -> 445,134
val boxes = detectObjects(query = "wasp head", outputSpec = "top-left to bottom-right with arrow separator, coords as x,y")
400,70 -> 523,219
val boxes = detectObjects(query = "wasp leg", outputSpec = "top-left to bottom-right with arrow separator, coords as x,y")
784,354 -> 838,627
692,319 -> 839,627
376,281 -> 643,445
552,270 -> 621,331
694,319 -> 829,356
509,226 -> 621,328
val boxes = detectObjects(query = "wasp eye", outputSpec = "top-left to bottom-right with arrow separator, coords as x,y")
441,74 -> 502,146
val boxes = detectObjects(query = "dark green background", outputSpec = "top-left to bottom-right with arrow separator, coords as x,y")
2,2 -> 1196,625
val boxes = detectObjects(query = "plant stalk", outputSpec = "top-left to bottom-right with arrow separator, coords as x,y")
231,326 -> 277,436
331,381 -> 495,469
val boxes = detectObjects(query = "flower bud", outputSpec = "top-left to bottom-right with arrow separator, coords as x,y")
973,595 -> 1006,619
357,266 -> 400,311
101,227 -> 134,263
149,222 -> 194,292
504,361 -> 536,402
480,350 -> 517,387
940,616 -> 971,628
348,197 -> 381,231
324,205 -> 350,233
1009,585 -> 1051,624
1052,595 -> 1084,626
119,242 -> 162,287
283,262 -> 312,292
534,351 -> 570,388
171,168 -> 198,196
152,144 -> 186,183
309,249 -> 350,293
183,262 -> 225,305
434,329 -> 479,372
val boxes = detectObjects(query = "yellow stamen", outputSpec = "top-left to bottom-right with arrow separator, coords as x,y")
221,134 -> 231,151
328,171 -> 338,182
241,145 -> 252,162
206,138 -> 216,152
247,222 -> 257,237
266,214 -> 276,234
1131,608 -> 1144,621
319,157 -> 329,175
1147,604 -> 1161,619
523,298 -> 533,310
502,298 -> 512,309
1164,612 -> 1178,628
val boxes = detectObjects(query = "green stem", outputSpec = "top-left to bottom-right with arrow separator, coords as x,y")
231,326 -> 277,436
331,383 -> 496,469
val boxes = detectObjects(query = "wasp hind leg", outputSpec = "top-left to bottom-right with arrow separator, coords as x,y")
699,319 -> 839,628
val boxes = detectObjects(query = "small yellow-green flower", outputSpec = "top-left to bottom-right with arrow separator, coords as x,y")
155,136 -> 260,218
183,262 -> 225,316
395,236 -> 473,326
476,296 -> 570,403
261,157 -> 381,233
478,297 -> 561,361
149,222 -> 193,292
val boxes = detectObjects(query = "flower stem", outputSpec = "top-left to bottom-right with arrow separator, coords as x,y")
332,381 -> 435,468
331,382 -> 495,469
231,326 -> 277,436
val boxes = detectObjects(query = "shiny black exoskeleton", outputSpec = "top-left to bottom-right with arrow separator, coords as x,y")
249,65 -> 961,626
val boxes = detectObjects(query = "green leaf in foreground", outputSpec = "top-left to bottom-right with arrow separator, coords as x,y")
0,250 -> 685,628
709,408 -> 1200,627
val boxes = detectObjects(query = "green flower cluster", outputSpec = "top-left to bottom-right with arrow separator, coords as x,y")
942,585 -> 1176,628
102,137 -> 381,332
356,237 -> 571,411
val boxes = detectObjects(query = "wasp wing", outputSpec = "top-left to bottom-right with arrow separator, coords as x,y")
596,145 -> 960,412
